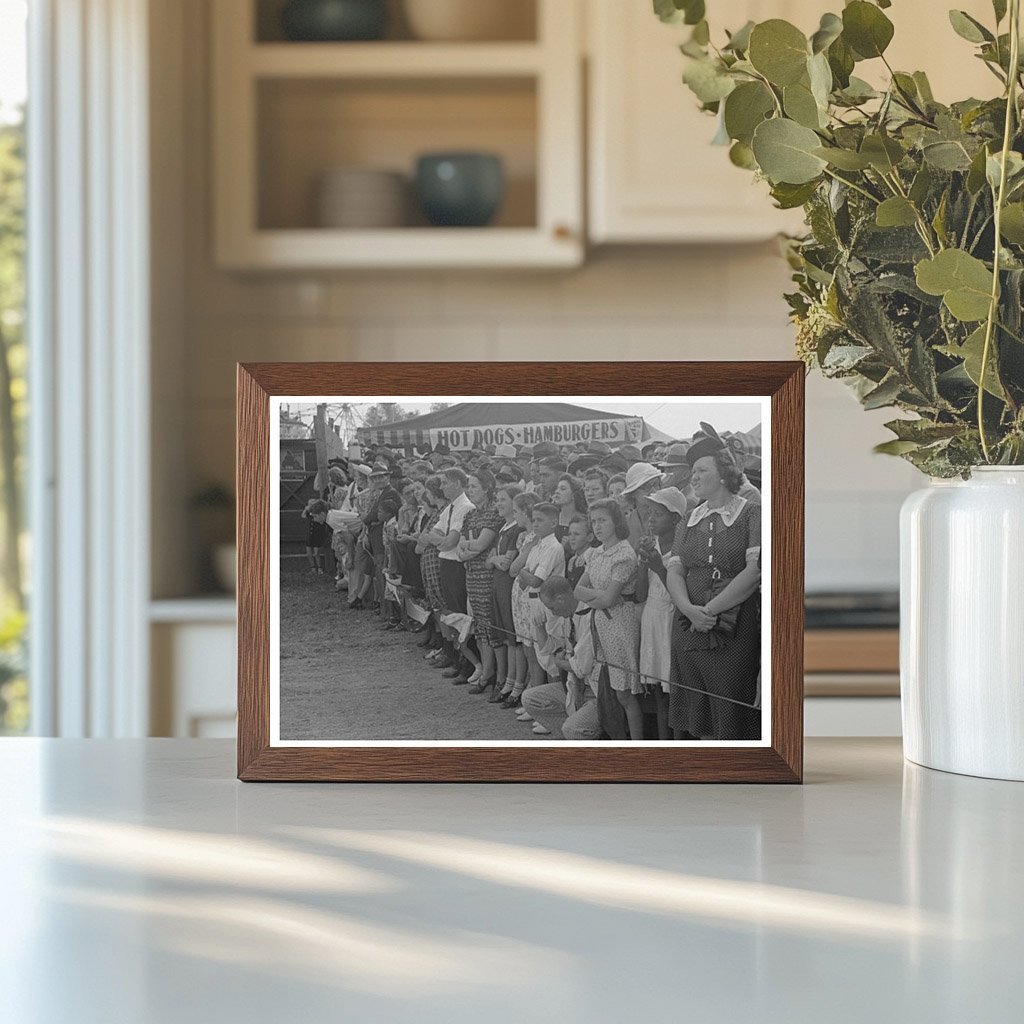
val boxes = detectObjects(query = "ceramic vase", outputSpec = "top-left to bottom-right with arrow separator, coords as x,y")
900,467 -> 1024,781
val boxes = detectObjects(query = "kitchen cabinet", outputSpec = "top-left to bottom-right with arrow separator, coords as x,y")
211,0 -> 583,269
587,0 -> 812,243
586,0 -> 999,244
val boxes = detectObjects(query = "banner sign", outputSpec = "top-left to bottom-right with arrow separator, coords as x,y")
359,417 -> 644,451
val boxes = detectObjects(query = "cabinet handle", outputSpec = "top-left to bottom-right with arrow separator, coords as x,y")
553,224 -> 575,241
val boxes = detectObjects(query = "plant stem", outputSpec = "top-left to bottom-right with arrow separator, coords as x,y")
979,0 -> 1021,462
822,168 -> 880,205
884,171 -> 939,254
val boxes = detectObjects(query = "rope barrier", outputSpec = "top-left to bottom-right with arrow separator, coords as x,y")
378,576 -> 761,712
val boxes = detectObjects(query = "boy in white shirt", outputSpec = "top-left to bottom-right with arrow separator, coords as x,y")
520,577 -> 602,739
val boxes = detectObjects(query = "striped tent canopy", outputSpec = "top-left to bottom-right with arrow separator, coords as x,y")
356,402 -> 657,452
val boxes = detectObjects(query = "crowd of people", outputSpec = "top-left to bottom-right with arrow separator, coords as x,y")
298,425 -> 762,741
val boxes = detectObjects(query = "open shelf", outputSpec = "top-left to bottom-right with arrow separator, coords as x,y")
212,0 -> 582,268
256,76 -> 538,232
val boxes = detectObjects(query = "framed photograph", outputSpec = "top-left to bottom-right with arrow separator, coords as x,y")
237,362 -> 803,782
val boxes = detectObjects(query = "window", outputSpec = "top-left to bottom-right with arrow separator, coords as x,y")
0,0 -> 27,734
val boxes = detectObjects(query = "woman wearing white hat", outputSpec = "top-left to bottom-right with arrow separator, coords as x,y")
618,462 -> 664,552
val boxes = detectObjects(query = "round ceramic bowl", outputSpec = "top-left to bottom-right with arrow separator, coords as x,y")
415,152 -> 504,228
403,0 -> 534,42
281,0 -> 388,42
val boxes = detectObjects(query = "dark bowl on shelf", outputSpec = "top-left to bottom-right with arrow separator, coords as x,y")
415,152 -> 505,228
280,0 -> 388,42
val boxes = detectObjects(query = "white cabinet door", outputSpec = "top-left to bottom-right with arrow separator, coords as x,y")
588,0 -> 996,244
588,0 -> 814,243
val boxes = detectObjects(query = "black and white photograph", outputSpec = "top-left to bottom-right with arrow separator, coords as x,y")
270,396 -> 770,746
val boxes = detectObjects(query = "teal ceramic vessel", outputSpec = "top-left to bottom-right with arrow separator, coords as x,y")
281,0 -> 388,42
415,153 -> 505,228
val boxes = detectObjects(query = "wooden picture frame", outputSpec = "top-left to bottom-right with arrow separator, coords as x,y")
237,362 -> 804,782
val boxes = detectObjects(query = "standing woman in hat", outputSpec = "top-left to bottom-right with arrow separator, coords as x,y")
635,488 -> 687,740
457,469 -> 503,692
665,441 -> 761,741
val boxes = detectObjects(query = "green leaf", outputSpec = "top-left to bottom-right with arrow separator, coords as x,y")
810,12 -> 843,54
807,51 -> 833,109
915,250 -> 994,322
814,146 -> 872,170
784,80 -> 824,129
993,0 -> 1008,24
751,118 -> 828,184
723,81 -> 775,144
939,325 -> 1006,398
884,418 -> 963,443
691,19 -> 710,45
948,10 -> 994,44
842,1 -> 895,59
653,0 -> 705,25
827,36 -> 856,89
874,439 -> 922,455
729,140 -> 757,169
923,140 -> 972,171
967,144 -> 991,194
909,164 -> 933,205
986,150 -> 1024,191
724,20 -> 755,53
862,374 -> 903,409
1000,203 -> 1024,245
770,180 -> 820,209
748,20 -> 809,87
860,133 -> 904,173
913,71 -> 935,104
682,57 -> 736,104
876,197 -> 918,228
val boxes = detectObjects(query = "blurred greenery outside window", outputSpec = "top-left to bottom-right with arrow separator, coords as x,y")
0,0 -> 28,734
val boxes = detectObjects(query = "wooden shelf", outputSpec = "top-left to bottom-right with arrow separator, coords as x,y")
217,226 -> 579,270
249,42 -> 544,78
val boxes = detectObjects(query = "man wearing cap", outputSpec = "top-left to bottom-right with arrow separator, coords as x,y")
598,452 -> 629,476
363,462 -> 402,615
618,461 -> 664,551
658,442 -> 698,509
618,444 -> 644,466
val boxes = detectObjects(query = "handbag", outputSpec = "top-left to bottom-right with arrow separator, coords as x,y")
706,567 -> 740,636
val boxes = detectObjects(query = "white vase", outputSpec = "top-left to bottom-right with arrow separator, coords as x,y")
900,467 -> 1024,780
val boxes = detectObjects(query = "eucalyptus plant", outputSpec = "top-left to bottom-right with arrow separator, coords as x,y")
657,0 -> 1024,475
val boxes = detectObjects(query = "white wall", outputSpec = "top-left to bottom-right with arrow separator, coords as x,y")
156,0 -> 921,599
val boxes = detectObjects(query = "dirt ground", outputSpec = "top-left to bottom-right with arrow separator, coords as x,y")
279,563 -> 537,741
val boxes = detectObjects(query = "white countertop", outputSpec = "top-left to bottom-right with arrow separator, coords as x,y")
1,738 -> 1020,1023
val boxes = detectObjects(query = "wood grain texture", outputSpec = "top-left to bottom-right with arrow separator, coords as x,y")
237,361 -> 805,783
804,629 -> 899,674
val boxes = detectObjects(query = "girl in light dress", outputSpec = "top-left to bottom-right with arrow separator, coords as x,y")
636,490 -> 685,740
575,498 -> 644,741
503,490 -> 540,704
